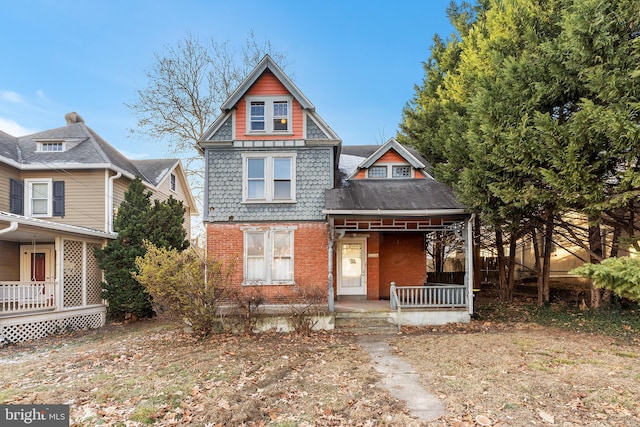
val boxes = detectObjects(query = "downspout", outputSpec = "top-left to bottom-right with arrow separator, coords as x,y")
327,217 -> 335,312
0,221 -> 18,235
107,171 -> 122,232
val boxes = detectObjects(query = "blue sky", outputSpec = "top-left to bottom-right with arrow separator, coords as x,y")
1,1 -> 456,159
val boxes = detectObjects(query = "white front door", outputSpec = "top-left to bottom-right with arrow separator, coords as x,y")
337,238 -> 367,296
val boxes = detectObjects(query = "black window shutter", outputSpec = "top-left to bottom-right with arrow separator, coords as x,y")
10,178 -> 24,215
53,181 -> 65,217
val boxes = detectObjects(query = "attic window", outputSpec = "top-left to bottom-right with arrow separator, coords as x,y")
392,166 -> 411,177
247,96 -> 292,134
367,164 -> 413,179
368,166 -> 387,178
37,141 -> 65,152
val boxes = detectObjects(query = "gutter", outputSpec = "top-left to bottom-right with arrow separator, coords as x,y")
322,208 -> 469,216
0,221 -> 18,235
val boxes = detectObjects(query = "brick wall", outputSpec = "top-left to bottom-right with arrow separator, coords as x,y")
206,221 -> 329,304
379,232 -> 426,298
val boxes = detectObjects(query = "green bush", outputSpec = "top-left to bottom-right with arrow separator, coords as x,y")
571,257 -> 640,302
134,242 -> 234,337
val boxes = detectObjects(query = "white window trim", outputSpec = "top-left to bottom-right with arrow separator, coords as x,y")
25,178 -> 53,217
242,227 -> 296,285
367,163 -> 413,179
242,152 -> 297,203
170,173 -> 177,192
36,141 -> 66,152
246,95 -> 293,135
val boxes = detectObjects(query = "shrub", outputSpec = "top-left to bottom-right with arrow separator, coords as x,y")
134,242 -> 234,337
571,257 -> 640,303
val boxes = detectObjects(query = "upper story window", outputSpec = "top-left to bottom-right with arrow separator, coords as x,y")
242,152 -> 296,203
37,141 -> 65,152
247,96 -> 292,134
170,173 -> 176,192
366,164 -> 413,179
368,166 -> 387,178
10,178 -> 65,217
392,166 -> 411,178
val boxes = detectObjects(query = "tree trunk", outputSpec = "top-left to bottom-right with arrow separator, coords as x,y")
540,209 -> 554,305
434,231 -> 445,273
473,215 -> 482,291
505,232 -> 517,302
495,229 -> 508,302
588,214 -> 603,308
531,228 -> 543,304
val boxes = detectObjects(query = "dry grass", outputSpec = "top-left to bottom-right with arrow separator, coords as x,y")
1,304 -> 639,426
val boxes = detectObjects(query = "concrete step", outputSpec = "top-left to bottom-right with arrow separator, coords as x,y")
335,312 -> 398,333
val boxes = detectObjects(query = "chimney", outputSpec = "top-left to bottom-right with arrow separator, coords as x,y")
64,112 -> 85,125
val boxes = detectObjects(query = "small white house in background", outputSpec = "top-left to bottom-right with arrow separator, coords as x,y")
0,113 -> 197,343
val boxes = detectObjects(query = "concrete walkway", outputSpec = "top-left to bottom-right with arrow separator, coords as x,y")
358,334 -> 445,422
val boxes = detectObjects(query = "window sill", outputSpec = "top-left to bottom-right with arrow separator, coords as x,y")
245,131 -> 294,137
242,281 -> 295,287
242,200 -> 297,204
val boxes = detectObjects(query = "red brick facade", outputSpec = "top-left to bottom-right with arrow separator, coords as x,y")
206,222 -> 329,303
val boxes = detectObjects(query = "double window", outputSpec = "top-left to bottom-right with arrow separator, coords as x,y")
367,164 -> 413,179
247,96 -> 292,134
244,228 -> 294,284
243,152 -> 296,202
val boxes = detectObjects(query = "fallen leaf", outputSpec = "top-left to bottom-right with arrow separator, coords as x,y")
538,410 -> 554,424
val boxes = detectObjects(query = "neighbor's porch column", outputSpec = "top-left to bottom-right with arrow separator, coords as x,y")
55,236 -> 63,310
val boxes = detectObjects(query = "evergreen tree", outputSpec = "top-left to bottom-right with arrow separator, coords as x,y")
400,0 -> 640,306
148,196 -> 190,252
95,178 -> 189,320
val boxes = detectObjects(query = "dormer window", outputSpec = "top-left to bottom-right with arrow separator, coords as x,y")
247,96 -> 292,134
37,141 -> 65,152
368,166 -> 387,178
366,164 -> 413,179
392,166 -> 411,178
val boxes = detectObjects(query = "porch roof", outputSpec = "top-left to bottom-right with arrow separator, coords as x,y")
0,211 -> 116,242
324,179 -> 467,214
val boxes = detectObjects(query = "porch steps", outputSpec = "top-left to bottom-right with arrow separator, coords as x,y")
334,311 -> 398,333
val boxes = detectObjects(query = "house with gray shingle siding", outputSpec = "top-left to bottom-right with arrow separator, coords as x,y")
198,55 -> 475,326
0,114 -> 197,343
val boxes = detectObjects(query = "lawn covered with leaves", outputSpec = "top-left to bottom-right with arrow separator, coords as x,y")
1,301 -> 639,426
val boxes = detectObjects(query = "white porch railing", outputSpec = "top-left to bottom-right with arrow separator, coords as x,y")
0,281 -> 57,314
390,282 -> 467,330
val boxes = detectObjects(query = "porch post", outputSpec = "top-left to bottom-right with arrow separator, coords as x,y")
327,217 -> 335,312
55,236 -> 63,309
465,214 -> 475,315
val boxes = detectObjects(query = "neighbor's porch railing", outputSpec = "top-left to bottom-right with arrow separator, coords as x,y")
0,281 -> 57,314
390,282 -> 467,330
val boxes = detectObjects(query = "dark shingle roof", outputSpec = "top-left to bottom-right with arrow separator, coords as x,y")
132,159 -> 179,187
0,130 -> 18,159
325,179 -> 465,211
1,122 -> 179,187
327,143 -> 464,212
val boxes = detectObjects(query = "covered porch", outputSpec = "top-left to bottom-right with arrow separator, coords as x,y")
326,213 -> 474,326
0,213 -> 112,343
